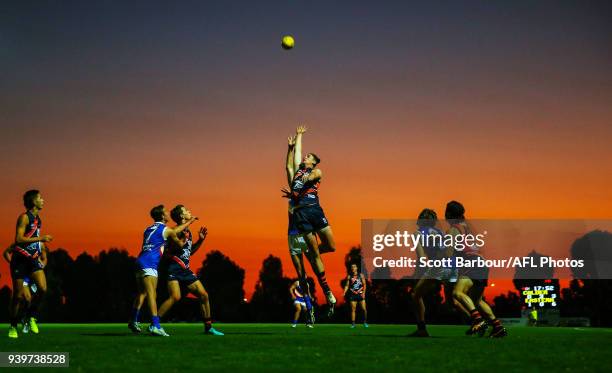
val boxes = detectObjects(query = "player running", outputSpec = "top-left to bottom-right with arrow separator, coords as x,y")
447,201 -> 507,338
409,208 -> 456,337
343,263 -> 368,328
128,205 -> 196,337
284,125 -> 337,315
7,190 -> 52,339
289,280 -> 314,328
157,205 -> 224,336
284,134 -> 315,324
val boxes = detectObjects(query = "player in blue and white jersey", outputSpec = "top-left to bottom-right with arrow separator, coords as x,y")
289,280 -> 313,328
128,204 -> 196,337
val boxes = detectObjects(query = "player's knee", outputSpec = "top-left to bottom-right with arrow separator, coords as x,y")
452,289 -> 463,301
13,291 -> 25,302
200,290 -> 209,302
171,293 -> 181,302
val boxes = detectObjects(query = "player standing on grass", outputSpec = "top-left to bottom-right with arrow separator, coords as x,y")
289,280 -> 314,328
408,208 -> 456,337
157,205 -> 224,336
284,125 -> 337,316
447,201 -> 507,338
128,205 -> 196,337
284,134 -> 315,324
7,190 -> 52,339
343,263 -> 368,328
4,244 -> 47,334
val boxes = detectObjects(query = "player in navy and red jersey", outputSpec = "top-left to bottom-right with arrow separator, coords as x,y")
157,205 -> 223,336
283,125 -> 337,315
447,200 -> 507,338
289,280 -> 314,328
343,263 -> 368,328
4,243 -> 47,335
7,190 -> 53,339
128,205 -> 196,337
284,135 -> 315,324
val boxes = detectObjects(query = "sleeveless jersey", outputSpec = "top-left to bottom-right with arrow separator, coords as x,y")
418,226 -> 446,259
15,211 -> 42,258
136,222 -> 167,269
349,274 -> 364,294
292,282 -> 304,298
168,228 -> 193,269
290,167 -> 320,205
451,221 -> 481,257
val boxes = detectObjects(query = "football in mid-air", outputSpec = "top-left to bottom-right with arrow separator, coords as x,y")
281,35 -> 294,50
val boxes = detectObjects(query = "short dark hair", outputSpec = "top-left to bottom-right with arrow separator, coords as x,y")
150,205 -> 165,221
170,205 -> 185,224
445,200 -> 465,221
310,153 -> 321,167
417,208 -> 437,227
23,189 -> 40,209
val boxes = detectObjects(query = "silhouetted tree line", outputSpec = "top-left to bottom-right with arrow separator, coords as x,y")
1,230 -> 610,325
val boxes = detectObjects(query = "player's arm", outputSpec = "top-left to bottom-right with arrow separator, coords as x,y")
164,217 -> 198,240
446,226 -> 461,256
39,243 -> 48,267
191,227 -> 208,255
414,231 -> 426,259
302,168 -> 322,182
15,214 -> 52,244
293,125 -> 306,171
343,276 -> 350,294
289,282 -> 297,299
361,274 -> 367,295
2,245 -> 13,263
286,135 -> 296,186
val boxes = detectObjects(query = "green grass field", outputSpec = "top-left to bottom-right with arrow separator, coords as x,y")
1,323 -> 611,372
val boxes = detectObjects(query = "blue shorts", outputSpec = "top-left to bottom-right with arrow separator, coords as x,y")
10,254 -> 43,280
167,262 -> 198,285
293,204 -> 329,234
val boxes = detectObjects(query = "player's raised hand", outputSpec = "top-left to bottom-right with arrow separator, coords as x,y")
288,135 -> 296,147
41,235 -> 53,243
281,188 -> 292,199
198,227 -> 208,240
296,125 -> 307,135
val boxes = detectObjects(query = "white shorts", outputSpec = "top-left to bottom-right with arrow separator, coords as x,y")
288,234 -> 308,256
136,268 -> 158,278
294,300 -> 307,308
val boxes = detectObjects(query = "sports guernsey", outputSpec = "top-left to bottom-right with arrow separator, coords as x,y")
290,167 -> 320,206
418,226 -> 447,260
136,222 -> 167,270
349,274 -> 364,295
290,166 -> 329,234
168,229 -> 193,269
14,211 -> 42,259
451,222 -> 481,257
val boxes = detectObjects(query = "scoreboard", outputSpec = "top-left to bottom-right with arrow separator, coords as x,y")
521,282 -> 559,308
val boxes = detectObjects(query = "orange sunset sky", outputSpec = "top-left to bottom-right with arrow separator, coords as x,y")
1,1 -> 611,299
